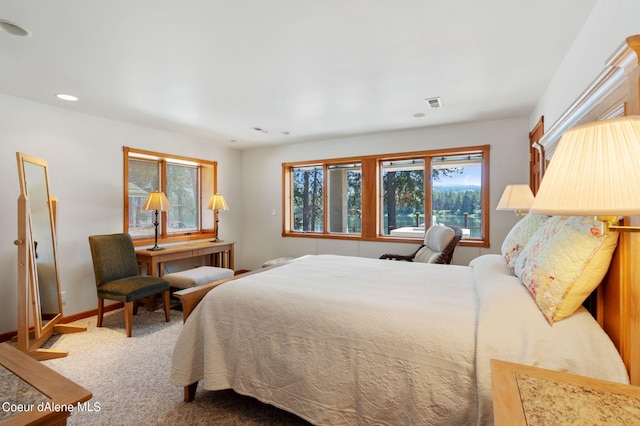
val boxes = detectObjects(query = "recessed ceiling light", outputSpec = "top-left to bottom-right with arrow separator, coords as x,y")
56,93 -> 78,102
413,113 -> 426,118
0,19 -> 30,36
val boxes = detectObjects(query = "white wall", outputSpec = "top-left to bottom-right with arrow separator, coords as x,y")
531,0 -> 640,129
240,117 -> 530,270
0,94 -> 242,334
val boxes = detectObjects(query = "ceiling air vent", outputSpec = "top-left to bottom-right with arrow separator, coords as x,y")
425,97 -> 442,109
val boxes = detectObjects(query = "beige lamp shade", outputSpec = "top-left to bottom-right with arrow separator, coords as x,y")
207,194 -> 229,211
497,184 -> 534,212
142,191 -> 171,211
530,116 -> 640,216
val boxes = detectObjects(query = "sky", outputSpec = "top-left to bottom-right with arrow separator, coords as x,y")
433,164 -> 481,187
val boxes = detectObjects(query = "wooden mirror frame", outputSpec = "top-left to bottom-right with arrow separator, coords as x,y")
15,152 -> 85,360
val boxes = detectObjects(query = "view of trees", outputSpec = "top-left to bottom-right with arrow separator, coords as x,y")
292,168 -> 323,232
383,167 -> 481,228
129,159 -> 158,194
128,159 -> 199,233
291,163 -> 482,237
432,185 -> 481,214
432,185 -> 482,237
166,163 -> 198,230
383,169 -> 424,231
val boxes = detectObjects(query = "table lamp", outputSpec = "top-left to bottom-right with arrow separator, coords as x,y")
497,184 -> 534,216
208,194 -> 229,242
142,190 -> 171,250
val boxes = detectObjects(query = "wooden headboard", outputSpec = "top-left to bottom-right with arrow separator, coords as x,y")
534,35 -> 640,384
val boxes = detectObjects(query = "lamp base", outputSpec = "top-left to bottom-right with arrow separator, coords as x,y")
147,246 -> 166,251
210,239 -> 224,243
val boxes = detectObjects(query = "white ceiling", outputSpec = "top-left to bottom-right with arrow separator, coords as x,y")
0,1 -> 597,149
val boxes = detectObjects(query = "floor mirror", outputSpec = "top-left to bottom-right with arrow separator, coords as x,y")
15,152 -> 85,360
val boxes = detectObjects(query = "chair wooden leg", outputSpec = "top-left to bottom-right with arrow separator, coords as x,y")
133,300 -> 139,316
124,301 -> 134,338
184,382 -> 198,402
147,294 -> 159,311
97,299 -> 104,327
162,290 -> 171,322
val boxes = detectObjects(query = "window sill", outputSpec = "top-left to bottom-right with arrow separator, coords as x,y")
282,232 -> 489,247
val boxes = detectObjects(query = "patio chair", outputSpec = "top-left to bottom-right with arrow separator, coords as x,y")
379,225 -> 462,264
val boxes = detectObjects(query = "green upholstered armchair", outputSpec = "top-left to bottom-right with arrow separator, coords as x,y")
88,233 -> 170,337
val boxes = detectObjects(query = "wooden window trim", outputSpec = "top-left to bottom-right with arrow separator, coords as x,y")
282,145 -> 490,247
123,146 -> 218,246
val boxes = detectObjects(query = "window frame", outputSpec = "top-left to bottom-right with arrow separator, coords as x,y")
327,162 -> 362,235
282,145 -> 490,247
123,146 -> 218,246
290,163 -> 327,233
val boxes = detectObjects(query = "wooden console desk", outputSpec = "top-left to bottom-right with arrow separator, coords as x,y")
135,241 -> 234,277
0,343 -> 92,425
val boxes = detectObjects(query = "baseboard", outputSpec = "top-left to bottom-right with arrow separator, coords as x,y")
0,302 -> 125,343
59,302 -> 124,324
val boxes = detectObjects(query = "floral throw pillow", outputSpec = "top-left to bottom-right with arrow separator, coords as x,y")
501,214 -> 549,274
514,216 -> 619,324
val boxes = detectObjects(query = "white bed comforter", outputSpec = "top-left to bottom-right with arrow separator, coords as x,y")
170,254 -> 628,425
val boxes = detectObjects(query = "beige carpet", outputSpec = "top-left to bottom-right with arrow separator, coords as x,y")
42,308 -> 311,425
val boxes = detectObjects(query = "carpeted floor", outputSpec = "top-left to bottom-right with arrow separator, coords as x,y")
41,308 -> 311,425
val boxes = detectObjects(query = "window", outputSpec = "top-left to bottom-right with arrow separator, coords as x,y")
381,159 -> 425,235
431,154 -> 484,239
124,147 -> 218,245
166,162 -> 199,233
283,145 -> 490,247
291,165 -> 324,232
289,162 -> 363,235
328,163 -> 361,234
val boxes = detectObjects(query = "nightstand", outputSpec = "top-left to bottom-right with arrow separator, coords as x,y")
491,359 -> 640,425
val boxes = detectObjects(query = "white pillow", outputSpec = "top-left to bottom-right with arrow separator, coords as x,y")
514,216 -> 619,324
501,214 -> 549,274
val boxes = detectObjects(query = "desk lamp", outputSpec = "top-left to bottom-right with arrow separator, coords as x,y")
208,194 -> 229,242
142,190 -> 171,250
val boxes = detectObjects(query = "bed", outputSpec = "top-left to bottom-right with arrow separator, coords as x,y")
170,253 -> 628,425
170,35 -> 640,425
